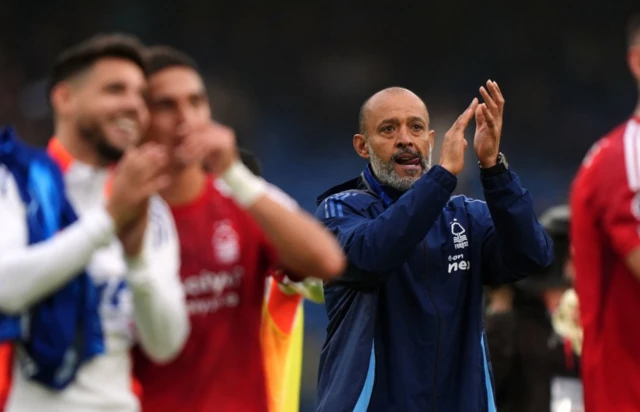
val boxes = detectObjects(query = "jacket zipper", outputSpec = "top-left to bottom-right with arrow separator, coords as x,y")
423,241 -> 440,411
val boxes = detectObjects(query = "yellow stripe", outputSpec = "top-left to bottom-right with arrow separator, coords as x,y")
261,297 -> 303,412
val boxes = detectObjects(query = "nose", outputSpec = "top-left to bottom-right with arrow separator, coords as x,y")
395,126 -> 413,148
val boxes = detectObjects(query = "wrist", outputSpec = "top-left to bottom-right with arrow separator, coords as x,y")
220,161 -> 267,208
478,158 -> 497,168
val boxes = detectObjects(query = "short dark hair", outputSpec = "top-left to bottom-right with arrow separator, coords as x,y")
239,148 -> 262,177
48,33 -> 147,97
627,13 -> 640,48
145,46 -> 199,77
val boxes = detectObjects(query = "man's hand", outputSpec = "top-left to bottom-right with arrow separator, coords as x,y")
176,121 -> 239,175
107,143 -> 170,232
439,98 -> 478,176
474,80 -> 505,168
118,200 -> 149,258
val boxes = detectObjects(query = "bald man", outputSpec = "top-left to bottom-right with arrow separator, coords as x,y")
315,83 -> 553,412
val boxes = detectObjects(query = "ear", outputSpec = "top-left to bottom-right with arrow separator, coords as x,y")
353,134 -> 370,160
50,83 -> 75,118
628,46 -> 640,81
428,129 -> 435,149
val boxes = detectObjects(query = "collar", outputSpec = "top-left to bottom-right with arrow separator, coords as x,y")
362,164 -> 405,207
47,137 -> 113,195
47,138 -> 74,173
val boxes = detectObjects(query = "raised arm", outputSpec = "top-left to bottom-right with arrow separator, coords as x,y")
317,165 -> 456,274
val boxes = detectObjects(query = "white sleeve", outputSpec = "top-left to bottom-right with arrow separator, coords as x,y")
127,195 -> 189,363
0,167 -> 115,314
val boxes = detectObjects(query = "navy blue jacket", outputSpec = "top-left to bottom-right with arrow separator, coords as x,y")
315,164 -> 553,412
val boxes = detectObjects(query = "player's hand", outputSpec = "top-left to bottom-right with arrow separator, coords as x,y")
118,199 -> 149,257
474,80 -> 504,168
107,143 -> 171,232
176,121 -> 239,175
439,98 -> 478,176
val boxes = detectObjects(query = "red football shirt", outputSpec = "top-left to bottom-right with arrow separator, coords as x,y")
570,116 -> 640,412
133,177 -> 277,412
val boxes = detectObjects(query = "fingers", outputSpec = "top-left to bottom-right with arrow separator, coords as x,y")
479,85 -> 498,114
480,104 -> 495,128
118,143 -> 168,187
453,98 -> 478,130
139,174 -> 172,197
486,80 -> 504,110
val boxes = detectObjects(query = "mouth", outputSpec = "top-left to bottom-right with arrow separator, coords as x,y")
108,116 -> 139,144
394,153 -> 422,171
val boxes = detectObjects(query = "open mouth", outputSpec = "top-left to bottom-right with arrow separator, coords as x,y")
394,153 -> 421,166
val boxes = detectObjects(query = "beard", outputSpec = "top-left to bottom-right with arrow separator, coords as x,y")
76,116 -> 126,164
368,143 -> 432,192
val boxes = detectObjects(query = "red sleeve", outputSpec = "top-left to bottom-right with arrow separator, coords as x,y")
600,126 -> 640,257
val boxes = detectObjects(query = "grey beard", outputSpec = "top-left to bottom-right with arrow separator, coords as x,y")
368,143 -> 432,192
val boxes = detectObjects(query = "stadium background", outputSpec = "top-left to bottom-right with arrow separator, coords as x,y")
0,0 -> 638,409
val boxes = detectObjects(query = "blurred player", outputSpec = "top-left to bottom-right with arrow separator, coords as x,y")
132,46 -> 345,412
236,148 -> 326,412
0,34 -> 188,412
570,13 -> 640,412
485,205 -> 582,412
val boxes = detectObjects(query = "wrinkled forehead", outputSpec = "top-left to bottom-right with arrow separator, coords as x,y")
366,91 -> 429,126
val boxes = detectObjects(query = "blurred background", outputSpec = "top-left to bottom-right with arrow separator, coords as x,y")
1,0 -> 638,409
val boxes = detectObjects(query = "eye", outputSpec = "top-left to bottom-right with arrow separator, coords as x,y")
411,124 -> 424,131
381,125 -> 395,133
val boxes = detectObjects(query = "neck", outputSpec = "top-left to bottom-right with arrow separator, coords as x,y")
55,122 -> 105,167
160,165 -> 207,206
635,100 -> 640,119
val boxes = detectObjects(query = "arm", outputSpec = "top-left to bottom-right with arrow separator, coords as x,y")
316,165 -> 457,273
128,197 -> 189,363
479,168 -> 554,284
601,156 -> 640,281
221,162 -> 346,280
0,171 -> 115,313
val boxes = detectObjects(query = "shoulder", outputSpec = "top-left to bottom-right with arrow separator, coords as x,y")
316,189 -> 377,220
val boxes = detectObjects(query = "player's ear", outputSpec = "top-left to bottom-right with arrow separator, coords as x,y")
628,45 -> 640,81
50,83 -> 75,118
428,129 -> 435,149
353,134 -> 370,160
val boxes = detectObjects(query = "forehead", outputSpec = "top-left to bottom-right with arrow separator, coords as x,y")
366,91 -> 428,124
147,66 -> 204,99
85,57 -> 146,87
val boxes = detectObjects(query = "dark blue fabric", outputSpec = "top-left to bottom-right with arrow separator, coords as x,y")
0,126 -> 104,390
315,165 -> 554,412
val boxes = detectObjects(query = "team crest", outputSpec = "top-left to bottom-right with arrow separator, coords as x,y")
212,220 -> 240,264
451,219 -> 469,250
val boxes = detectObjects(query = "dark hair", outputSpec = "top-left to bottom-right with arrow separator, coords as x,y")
145,45 -> 199,77
48,33 -> 147,97
239,148 -> 262,177
627,13 -> 640,48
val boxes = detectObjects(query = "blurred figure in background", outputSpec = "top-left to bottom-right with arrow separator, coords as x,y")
485,205 -> 582,412
570,13 -> 640,412
240,147 -> 324,412
0,34 -> 188,412
132,46 -> 344,412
